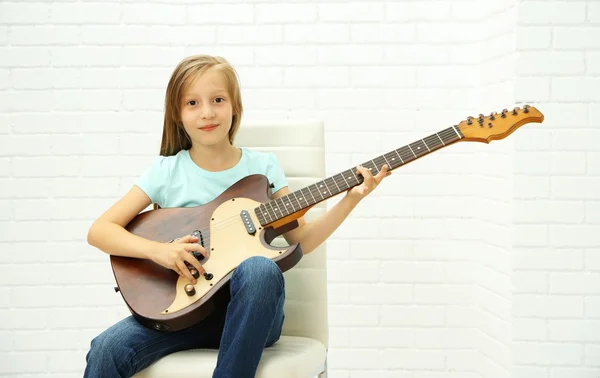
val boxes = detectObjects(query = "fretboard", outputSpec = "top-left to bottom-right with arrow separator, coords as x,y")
254,125 -> 464,227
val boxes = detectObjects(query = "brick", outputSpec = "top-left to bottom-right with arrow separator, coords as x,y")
517,52 -> 585,75
318,3 -> 384,22
513,294 -> 583,317
10,26 -> 81,45
284,67 -> 349,88
553,27 -> 600,50
256,4 -> 316,23
351,24 -> 416,43
188,5 -> 253,24
0,3 -> 51,24
284,24 -> 349,43
122,4 -> 186,25
515,248 -> 583,271
552,77 -> 600,101
516,26 -> 552,50
513,342 -> 583,365
550,272 -> 600,294
0,47 -> 51,67
218,25 -> 283,45
50,3 -> 121,24
518,2 -> 586,24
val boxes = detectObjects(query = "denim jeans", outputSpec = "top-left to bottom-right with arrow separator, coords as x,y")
83,256 -> 286,378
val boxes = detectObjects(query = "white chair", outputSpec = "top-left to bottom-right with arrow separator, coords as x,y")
134,121 -> 329,378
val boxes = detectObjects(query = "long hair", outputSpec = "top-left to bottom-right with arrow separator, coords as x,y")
159,55 -> 243,156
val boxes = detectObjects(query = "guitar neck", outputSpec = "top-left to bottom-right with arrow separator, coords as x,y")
254,125 -> 464,227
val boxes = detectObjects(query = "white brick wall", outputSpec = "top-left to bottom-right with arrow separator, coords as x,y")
513,1 -> 600,378
1,1 -> 598,377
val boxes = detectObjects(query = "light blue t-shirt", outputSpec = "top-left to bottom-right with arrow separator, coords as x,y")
135,147 -> 288,208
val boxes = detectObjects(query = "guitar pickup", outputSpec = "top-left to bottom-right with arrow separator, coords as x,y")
190,230 -> 205,261
240,210 -> 256,235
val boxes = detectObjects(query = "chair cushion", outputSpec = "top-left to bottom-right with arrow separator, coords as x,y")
133,336 -> 326,378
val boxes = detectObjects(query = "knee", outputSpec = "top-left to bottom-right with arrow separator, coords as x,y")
233,256 -> 284,296
86,328 -> 133,372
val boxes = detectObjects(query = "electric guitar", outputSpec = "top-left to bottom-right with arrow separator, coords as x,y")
110,105 -> 545,332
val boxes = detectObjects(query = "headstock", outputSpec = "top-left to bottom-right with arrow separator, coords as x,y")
457,105 -> 544,143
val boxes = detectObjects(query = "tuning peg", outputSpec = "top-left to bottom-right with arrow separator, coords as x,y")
523,104 -> 530,113
467,116 -> 473,125
512,107 -> 519,115
501,109 -> 508,118
490,112 -> 496,120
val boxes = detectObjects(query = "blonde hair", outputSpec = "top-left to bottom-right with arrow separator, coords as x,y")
159,55 -> 243,156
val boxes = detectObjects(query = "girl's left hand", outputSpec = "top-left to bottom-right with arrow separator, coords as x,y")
346,164 -> 391,202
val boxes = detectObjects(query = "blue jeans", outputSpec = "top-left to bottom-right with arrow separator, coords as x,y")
83,256 -> 286,378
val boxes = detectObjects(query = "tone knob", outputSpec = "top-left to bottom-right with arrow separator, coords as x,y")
185,284 -> 195,296
190,268 -> 200,279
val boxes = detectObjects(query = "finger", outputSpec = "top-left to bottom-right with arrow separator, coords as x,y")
374,164 -> 389,183
356,165 -> 372,183
186,243 -> 208,258
183,250 -> 206,275
183,247 -> 207,273
176,259 -> 197,284
176,235 -> 198,244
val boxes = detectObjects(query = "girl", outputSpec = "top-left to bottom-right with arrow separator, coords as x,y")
84,54 -> 389,378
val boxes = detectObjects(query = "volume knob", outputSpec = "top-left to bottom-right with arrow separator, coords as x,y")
184,284 -> 196,296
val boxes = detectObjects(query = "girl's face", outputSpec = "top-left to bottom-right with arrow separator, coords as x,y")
180,68 -> 234,148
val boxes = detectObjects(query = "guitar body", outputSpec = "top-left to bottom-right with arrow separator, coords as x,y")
110,174 -> 303,332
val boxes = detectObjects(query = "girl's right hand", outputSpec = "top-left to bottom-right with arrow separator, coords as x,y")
150,235 -> 208,284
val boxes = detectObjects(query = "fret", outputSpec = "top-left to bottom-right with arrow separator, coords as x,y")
407,144 -> 417,158
260,204 -> 271,223
291,191 -> 303,209
384,151 -> 402,169
256,205 -> 265,225
339,172 -> 350,190
441,127 -> 460,144
266,201 -> 276,221
373,155 -> 387,171
410,140 -> 427,158
398,146 -> 415,163
393,149 -> 405,164
423,134 -> 443,151
435,132 -> 445,145
315,182 -> 325,200
370,160 -> 380,175
421,139 -> 430,152
336,173 -> 350,191
381,153 -> 392,168
268,200 -> 280,219
325,176 -> 340,195
286,195 -> 297,213
344,169 -> 359,186
303,187 -> 317,205
277,197 -> 291,215
452,125 -> 462,138
350,167 -> 362,184
297,191 -> 309,208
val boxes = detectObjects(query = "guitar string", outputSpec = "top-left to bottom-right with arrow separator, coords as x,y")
166,122 -> 511,250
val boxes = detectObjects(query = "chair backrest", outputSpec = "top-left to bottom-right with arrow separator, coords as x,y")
234,121 -> 328,349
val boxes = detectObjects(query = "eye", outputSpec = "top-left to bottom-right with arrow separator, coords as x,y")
214,97 -> 225,103
187,100 -> 197,106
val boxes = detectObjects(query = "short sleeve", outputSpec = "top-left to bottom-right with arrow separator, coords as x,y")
265,153 -> 288,194
135,156 -> 169,206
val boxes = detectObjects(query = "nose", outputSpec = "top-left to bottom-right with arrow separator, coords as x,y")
199,103 -> 215,119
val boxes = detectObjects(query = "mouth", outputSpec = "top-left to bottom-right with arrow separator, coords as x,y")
199,124 -> 219,132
